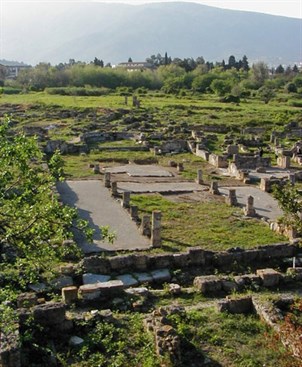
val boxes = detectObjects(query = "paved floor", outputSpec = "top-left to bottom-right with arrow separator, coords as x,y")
57,180 -> 150,253
219,186 -> 283,221
117,181 -> 206,194
104,164 -> 173,177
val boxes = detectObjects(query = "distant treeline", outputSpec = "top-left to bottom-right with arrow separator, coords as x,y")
3,54 -> 302,100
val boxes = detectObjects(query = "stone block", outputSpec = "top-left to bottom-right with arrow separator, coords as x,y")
80,256 -> 111,274
79,284 -> 101,300
109,255 -> 134,272
60,263 -> 75,275
151,269 -> 171,283
188,247 -> 206,266
168,283 -> 181,295
193,275 -> 222,294
216,300 -> 229,312
83,273 -> 111,284
98,280 -> 124,295
69,336 -> 84,348
62,286 -> 78,304
213,253 -> 235,267
241,249 -> 259,264
226,296 -> 253,314
125,287 -> 149,297
133,272 -> 153,284
17,293 -> 38,308
50,276 -> 73,290
150,254 -> 173,269
266,244 -> 295,259
28,283 -> 47,293
33,302 -> 66,326
172,253 -> 190,268
133,254 -> 149,271
221,280 -> 238,293
116,274 -> 139,287
256,268 -> 282,287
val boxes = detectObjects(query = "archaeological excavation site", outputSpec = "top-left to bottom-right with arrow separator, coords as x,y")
1,89 -> 302,367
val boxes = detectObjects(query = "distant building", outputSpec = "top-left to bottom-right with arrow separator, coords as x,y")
117,61 -> 154,72
0,60 -> 31,79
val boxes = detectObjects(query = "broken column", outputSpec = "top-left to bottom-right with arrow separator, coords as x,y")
151,211 -> 161,248
196,169 -> 203,184
259,178 -> 270,192
111,182 -> 118,197
140,215 -> 151,237
289,174 -> 295,185
244,195 -> 256,217
104,172 -> 111,188
225,189 -> 237,206
177,163 -> 184,172
122,191 -> 130,209
93,164 -> 100,174
277,155 -> 290,169
62,286 -> 78,305
210,181 -> 219,195
130,205 -> 139,221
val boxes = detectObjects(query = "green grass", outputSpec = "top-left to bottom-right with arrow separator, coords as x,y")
62,150 -> 156,178
168,307 -> 299,367
130,194 -> 285,252
1,91 -> 301,129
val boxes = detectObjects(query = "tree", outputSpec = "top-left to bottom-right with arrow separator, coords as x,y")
128,57 -> 133,63
228,55 -> 237,69
93,57 -> 104,67
251,62 -> 269,86
275,64 -> 285,74
292,64 -> 299,73
210,78 -> 232,96
0,116 -> 93,293
285,82 -> 297,93
241,55 -> 249,71
257,85 -> 275,103
273,182 -> 302,234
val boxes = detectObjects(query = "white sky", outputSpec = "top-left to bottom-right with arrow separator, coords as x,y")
2,0 -> 302,19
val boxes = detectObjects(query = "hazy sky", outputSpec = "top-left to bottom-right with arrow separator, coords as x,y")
3,0 -> 302,19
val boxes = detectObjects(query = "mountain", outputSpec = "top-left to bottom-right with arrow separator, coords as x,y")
2,2 -> 301,66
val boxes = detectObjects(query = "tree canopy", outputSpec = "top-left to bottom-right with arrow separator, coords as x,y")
0,117 -> 92,299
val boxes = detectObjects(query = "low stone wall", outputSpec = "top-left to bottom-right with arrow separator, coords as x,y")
0,328 -> 20,367
98,146 -> 149,152
195,147 -> 209,161
81,131 -> 133,144
208,153 -> 228,168
44,140 -> 88,155
144,307 -> 183,365
233,154 -> 271,169
195,267 -> 302,296
80,243 -> 297,275
157,140 -> 189,154
259,176 -> 288,192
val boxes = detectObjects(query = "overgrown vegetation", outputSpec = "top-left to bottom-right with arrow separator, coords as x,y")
168,307 -> 300,367
131,194 -> 285,252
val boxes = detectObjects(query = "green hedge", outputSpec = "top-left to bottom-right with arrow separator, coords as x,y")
45,87 -> 111,96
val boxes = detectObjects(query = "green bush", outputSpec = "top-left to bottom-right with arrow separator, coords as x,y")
3,87 -> 22,94
45,87 -> 111,96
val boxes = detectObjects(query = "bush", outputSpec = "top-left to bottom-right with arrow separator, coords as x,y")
3,87 -> 22,95
45,87 -> 111,96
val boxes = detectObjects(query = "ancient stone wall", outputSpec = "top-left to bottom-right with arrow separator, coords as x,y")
80,243 -> 297,275
208,153 -> 228,168
233,154 -> 271,169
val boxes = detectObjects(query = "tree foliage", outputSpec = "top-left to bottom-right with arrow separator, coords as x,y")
272,182 -> 302,232
0,117 -> 92,293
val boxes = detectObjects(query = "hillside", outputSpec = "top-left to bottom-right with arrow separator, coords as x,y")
2,1 -> 301,65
